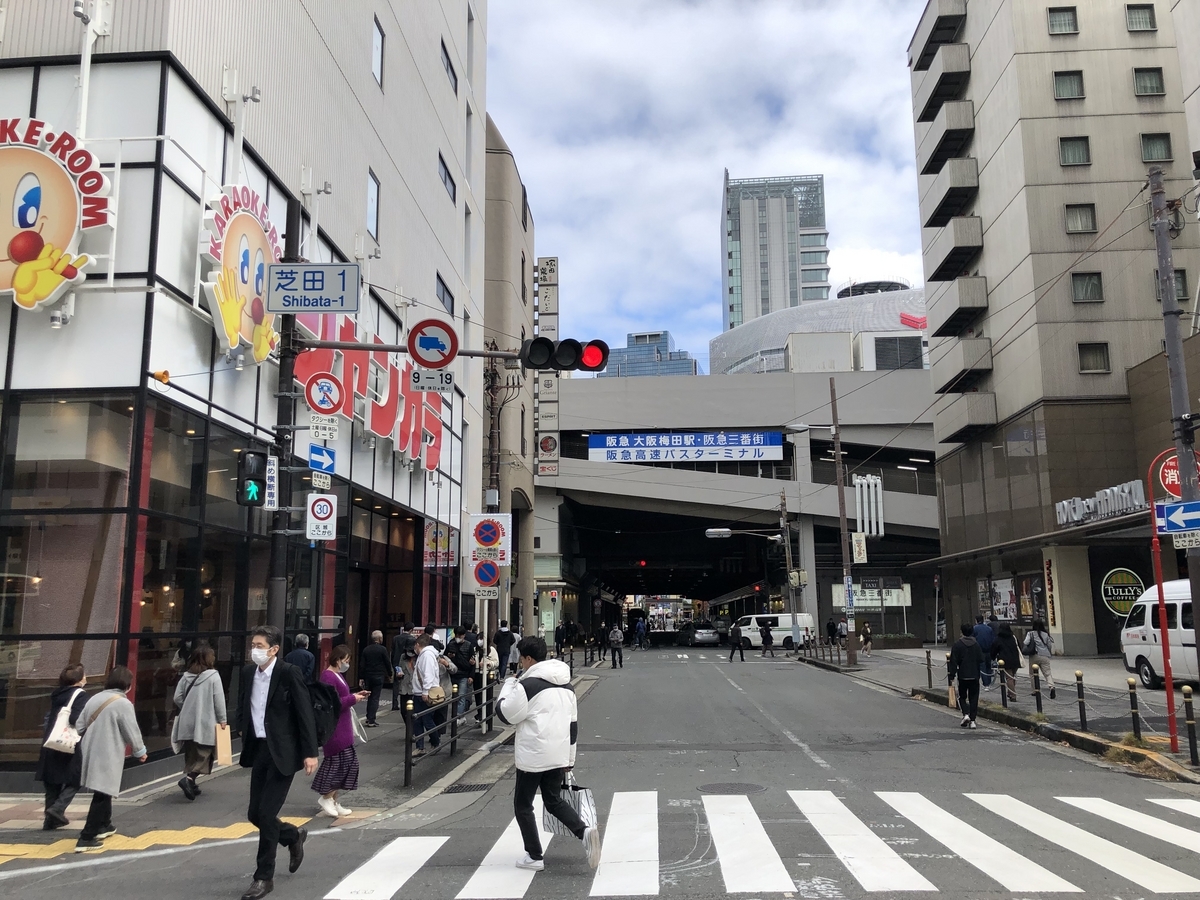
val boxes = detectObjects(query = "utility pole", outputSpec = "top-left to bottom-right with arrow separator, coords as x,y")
484,344 -> 501,647
266,198 -> 302,635
1150,166 -> 1200,656
779,490 -> 801,653
831,377 -> 856,665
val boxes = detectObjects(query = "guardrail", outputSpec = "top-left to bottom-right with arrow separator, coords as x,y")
402,671 -> 499,787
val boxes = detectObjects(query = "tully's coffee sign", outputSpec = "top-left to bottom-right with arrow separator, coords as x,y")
1101,568 -> 1145,617
1055,480 -> 1147,528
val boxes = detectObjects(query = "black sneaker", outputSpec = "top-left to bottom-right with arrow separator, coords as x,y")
75,838 -> 103,853
44,810 -> 69,830
179,776 -> 197,801
1050,688 -> 1057,700
95,824 -> 117,840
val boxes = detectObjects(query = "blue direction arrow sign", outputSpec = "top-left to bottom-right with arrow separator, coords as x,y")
308,443 -> 336,473
1156,500 -> 1200,533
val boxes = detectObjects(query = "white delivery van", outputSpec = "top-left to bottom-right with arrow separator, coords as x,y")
734,613 -> 815,650
1121,580 -> 1197,688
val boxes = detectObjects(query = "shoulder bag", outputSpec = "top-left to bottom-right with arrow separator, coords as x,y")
543,769 -> 597,836
43,688 -> 86,755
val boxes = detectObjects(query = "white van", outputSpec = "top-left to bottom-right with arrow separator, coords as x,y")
1121,580 -> 1197,688
734,613 -> 815,650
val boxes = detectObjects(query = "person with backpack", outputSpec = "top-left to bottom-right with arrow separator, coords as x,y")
446,625 -> 477,722
1023,619 -> 1057,700
759,622 -> 775,657
236,626 -> 318,900
312,645 -> 369,819
36,664 -> 89,830
608,623 -> 624,668
172,644 -> 227,801
972,616 -> 996,689
728,622 -> 745,662
494,620 -> 517,675
391,623 -> 416,712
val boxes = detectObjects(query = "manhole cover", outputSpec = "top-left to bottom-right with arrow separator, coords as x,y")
442,782 -> 493,794
697,783 -> 766,795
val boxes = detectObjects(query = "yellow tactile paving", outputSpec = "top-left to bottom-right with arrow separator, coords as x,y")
0,817 -> 310,866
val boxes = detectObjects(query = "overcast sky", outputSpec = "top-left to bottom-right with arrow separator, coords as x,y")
486,0 -> 926,371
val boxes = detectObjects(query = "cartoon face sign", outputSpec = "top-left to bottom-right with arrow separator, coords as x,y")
0,146 -> 89,309
204,209 -> 279,363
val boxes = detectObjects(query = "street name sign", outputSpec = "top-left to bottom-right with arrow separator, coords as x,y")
306,493 -> 337,540
308,443 -> 336,473
411,368 -> 455,393
1156,500 -> 1200,533
266,263 -> 360,313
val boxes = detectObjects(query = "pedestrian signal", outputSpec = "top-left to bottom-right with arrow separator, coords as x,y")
236,449 -> 268,507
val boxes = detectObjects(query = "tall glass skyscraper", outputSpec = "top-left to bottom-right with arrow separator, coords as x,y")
598,332 -> 702,377
721,170 -> 830,331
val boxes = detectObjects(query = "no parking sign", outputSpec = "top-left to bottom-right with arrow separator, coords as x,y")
469,514 -> 511,565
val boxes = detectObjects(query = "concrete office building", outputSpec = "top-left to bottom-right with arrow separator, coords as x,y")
598,331 -> 702,378
1170,2 -> 1200,172
909,0 -> 1199,653
721,170 -> 831,330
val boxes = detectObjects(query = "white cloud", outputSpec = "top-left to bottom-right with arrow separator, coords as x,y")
486,0 -> 926,368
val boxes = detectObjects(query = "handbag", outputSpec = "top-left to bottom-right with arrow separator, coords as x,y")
542,770 -> 597,836
42,688 -> 86,754
215,723 -> 233,767
427,684 -> 446,703
352,712 -> 368,744
947,681 -> 958,709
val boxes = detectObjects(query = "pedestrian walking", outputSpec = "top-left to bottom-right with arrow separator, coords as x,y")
74,666 -> 147,852
991,622 -> 1021,702
948,623 -> 983,729
468,624 -> 485,723
859,622 -> 873,657
608,624 -> 624,668
172,644 -> 227,801
494,620 -> 517,675
359,630 -> 391,727
634,617 -> 647,650
837,617 -> 849,647
825,617 -> 837,646
411,634 -> 443,757
424,623 -> 446,652
236,626 -> 319,900
728,622 -> 745,662
759,621 -> 775,657
35,664 -> 89,830
312,645 -> 370,819
391,623 -> 417,712
973,616 -> 996,689
497,637 -> 600,871
284,634 -> 315,682
1022,619 -> 1057,700
446,625 -> 477,721
554,622 -> 566,657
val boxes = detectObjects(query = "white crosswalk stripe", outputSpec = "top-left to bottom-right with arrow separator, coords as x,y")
591,791 -> 659,896
1060,796 -> 1200,855
456,796 -> 555,899
324,835 -> 447,900
702,794 -> 795,893
1150,797 -> 1200,819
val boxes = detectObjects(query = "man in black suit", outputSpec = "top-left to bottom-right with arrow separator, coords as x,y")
237,626 -> 318,900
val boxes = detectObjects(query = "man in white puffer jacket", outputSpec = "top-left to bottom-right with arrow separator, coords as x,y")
497,636 -> 599,871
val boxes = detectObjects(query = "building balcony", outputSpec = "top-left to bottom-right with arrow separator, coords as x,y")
924,216 -> 982,282
909,0 -> 967,71
915,43 -> 971,122
932,337 -> 992,393
928,276 -> 987,337
917,100 -> 974,175
920,157 -> 978,228
933,391 -> 997,444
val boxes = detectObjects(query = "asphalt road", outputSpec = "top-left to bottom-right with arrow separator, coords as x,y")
6,647 -> 1200,900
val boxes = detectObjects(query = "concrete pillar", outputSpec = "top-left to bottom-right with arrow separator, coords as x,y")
795,515 -> 817,615
1042,546 -> 1098,656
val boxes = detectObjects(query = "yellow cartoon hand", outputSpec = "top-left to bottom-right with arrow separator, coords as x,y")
11,244 -> 88,309
211,266 -> 245,350
251,321 -> 278,363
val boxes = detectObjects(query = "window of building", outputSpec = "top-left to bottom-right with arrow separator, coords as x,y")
367,169 -> 380,240
1141,132 -> 1173,161
802,286 -> 830,300
1078,342 -> 1111,373
440,40 -> 458,94
800,233 -> 827,247
1126,4 -> 1157,31
875,336 -> 924,370
801,268 -> 830,283
1071,272 -> 1103,302
1065,203 -> 1097,233
1059,136 -> 1091,166
1135,67 -> 1166,96
800,251 -> 828,265
1048,7 -> 1078,33
372,17 -> 385,87
436,273 -> 454,314
438,153 -> 456,204
1054,70 -> 1085,99
1154,268 -> 1189,302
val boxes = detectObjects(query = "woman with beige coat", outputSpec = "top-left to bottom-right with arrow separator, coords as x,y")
173,644 -> 228,800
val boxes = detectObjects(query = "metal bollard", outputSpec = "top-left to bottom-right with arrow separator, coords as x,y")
835,641 -> 841,665
1075,671 -> 1087,732
485,671 -> 495,734
1032,664 -> 1043,714
1185,686 -> 1199,766
1128,677 -> 1142,741
569,646 -> 574,676
997,660 -> 1008,708
450,686 -> 459,755
403,699 -> 415,787
926,649 -> 933,690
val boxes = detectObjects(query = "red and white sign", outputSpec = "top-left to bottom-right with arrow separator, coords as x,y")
1159,455 -> 1200,499
468,513 -> 511,565
407,318 -> 459,369
306,493 -> 337,541
304,371 -> 344,415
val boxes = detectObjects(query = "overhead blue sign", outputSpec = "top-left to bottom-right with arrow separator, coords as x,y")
266,263 -> 360,313
309,443 -> 336,473
588,431 -> 784,463
1156,500 -> 1200,534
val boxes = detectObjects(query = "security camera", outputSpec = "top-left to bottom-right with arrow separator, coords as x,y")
48,310 -> 64,329
72,0 -> 90,24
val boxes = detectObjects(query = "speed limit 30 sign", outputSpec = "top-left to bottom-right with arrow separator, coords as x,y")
306,493 -> 338,541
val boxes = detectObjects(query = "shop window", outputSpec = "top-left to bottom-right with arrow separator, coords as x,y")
148,401 -> 205,519
205,425 -> 266,531
134,516 -> 200,634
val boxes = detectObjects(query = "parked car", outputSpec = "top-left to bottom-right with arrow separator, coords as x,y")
676,621 -> 720,647
1121,580 -> 1195,688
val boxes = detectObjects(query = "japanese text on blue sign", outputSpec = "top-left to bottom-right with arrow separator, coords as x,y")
587,431 -> 784,463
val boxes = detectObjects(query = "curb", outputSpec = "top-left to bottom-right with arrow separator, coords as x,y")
797,656 -> 863,675
910,686 -> 1200,784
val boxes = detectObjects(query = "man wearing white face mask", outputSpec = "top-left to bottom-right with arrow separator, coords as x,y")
236,626 -> 319,900
312,644 -> 369,818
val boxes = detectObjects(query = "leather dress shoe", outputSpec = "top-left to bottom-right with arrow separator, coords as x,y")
240,880 -> 273,900
288,827 -> 307,873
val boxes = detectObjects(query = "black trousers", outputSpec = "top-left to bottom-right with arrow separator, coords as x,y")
472,671 -> 484,720
729,642 -> 744,661
611,646 -> 623,668
514,768 -> 585,859
365,676 -> 384,723
761,643 -> 775,657
392,672 -> 402,710
44,782 -> 78,820
245,736 -> 300,881
957,677 -> 980,721
79,790 -> 112,840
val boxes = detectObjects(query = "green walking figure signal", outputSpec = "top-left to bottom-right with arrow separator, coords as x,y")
236,449 -> 268,508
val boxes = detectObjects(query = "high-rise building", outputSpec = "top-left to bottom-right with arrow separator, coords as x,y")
598,331 -> 702,377
721,170 -> 830,330
909,0 -> 1199,654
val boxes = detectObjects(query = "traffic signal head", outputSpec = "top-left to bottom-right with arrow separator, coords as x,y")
236,449 -> 268,507
579,340 -> 609,372
518,338 -> 610,372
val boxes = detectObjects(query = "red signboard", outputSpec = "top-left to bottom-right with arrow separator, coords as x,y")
1162,455 -> 1182,498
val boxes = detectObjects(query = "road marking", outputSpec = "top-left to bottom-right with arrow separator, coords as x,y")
1150,797 -> 1200,819
714,667 -> 831,770
789,791 -> 936,892
677,654 -> 689,659
591,791 -> 658,896
967,793 -> 1200,894
701,794 -> 794,893
1059,796 -> 1200,855
878,792 -> 1080,892
325,835 -> 447,899
456,797 -> 553,899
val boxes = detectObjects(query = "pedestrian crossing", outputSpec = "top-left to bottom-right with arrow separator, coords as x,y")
323,789 -> 1200,898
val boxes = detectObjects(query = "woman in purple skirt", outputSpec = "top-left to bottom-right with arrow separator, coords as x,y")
312,645 -> 369,818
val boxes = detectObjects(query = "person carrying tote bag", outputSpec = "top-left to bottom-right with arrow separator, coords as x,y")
173,644 -> 228,801
36,664 -> 90,830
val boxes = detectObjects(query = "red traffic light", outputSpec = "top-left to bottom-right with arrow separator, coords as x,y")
519,338 -> 609,372
580,340 -> 609,372
638,560 -> 647,567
